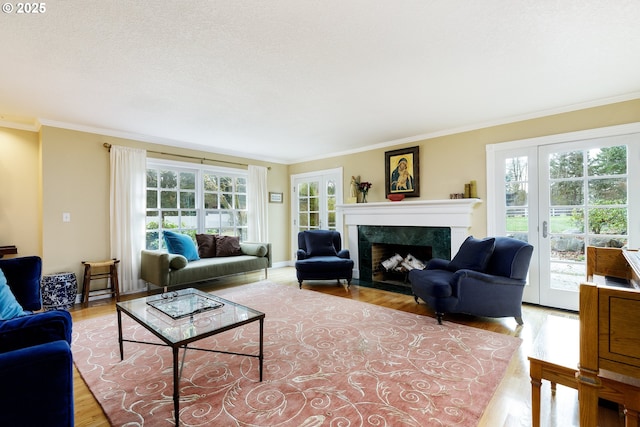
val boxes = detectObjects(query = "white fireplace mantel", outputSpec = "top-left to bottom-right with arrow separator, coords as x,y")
336,199 -> 482,279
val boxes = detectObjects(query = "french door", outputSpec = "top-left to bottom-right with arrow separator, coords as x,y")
291,168 -> 343,258
490,146 -> 542,305
489,126 -> 639,310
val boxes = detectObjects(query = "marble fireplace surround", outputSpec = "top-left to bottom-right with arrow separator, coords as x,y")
337,199 -> 482,280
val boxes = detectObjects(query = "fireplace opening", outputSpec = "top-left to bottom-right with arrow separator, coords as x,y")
372,243 -> 432,288
357,225 -> 450,294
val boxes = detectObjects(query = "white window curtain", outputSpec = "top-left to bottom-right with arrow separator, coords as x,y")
247,165 -> 268,242
110,145 -> 147,293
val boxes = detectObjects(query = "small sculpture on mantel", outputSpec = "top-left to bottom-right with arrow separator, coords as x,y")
349,175 -> 360,203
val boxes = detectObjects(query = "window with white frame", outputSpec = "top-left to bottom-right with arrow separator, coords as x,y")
145,159 -> 248,250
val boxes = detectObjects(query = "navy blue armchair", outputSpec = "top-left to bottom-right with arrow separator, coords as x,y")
0,256 -> 74,427
295,230 -> 354,288
408,236 -> 533,325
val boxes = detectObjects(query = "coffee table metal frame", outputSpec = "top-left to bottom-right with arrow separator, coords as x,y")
116,288 -> 264,426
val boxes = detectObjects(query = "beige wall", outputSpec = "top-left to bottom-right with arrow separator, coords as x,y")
2,97 -> 639,278
290,98 -> 640,237
0,127 -> 41,256
41,127 -> 112,275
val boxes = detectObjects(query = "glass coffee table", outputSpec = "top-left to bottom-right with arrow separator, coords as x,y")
116,288 -> 265,426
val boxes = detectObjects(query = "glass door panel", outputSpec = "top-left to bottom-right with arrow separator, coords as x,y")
291,168 -> 343,259
494,148 -> 539,305
540,142 -> 629,310
297,181 -> 320,231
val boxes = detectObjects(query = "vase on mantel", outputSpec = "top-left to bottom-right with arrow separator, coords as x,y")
357,181 -> 372,203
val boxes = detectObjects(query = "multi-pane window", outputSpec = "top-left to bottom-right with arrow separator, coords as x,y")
202,172 -> 247,239
145,160 -> 247,250
548,145 -> 628,249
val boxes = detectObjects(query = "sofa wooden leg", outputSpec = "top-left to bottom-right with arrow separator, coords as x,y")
346,279 -> 351,288
515,316 -> 524,325
436,313 -> 443,325
298,280 -> 303,289
414,295 -> 419,304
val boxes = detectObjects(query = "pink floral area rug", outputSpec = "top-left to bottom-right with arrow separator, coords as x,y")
72,281 -> 521,427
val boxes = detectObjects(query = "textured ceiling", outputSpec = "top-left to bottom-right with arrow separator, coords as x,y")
1,1 -> 639,163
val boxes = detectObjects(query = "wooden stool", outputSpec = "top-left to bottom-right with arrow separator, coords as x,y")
81,259 -> 120,307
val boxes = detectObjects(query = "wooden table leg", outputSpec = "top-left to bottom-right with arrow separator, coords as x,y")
577,374 -> 600,427
529,359 -> 542,427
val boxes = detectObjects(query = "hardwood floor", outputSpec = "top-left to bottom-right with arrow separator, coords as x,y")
69,267 -> 622,426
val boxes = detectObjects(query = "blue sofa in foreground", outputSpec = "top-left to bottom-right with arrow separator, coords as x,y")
0,256 -> 74,427
408,236 -> 534,325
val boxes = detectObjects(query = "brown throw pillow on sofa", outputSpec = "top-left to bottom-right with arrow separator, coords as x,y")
196,234 -> 217,258
215,235 -> 242,257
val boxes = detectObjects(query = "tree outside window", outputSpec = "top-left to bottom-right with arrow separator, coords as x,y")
146,162 -> 247,250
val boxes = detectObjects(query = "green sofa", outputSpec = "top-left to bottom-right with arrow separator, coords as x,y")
141,242 -> 271,289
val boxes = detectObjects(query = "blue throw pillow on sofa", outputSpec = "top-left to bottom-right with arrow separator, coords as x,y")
448,236 -> 495,272
163,231 -> 200,262
0,269 -> 25,320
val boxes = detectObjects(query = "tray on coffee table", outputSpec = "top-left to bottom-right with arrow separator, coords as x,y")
146,290 -> 224,319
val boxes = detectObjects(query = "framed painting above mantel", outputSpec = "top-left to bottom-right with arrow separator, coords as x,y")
385,146 -> 419,198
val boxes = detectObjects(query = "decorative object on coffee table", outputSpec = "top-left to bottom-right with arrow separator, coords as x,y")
41,272 -> 78,311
